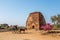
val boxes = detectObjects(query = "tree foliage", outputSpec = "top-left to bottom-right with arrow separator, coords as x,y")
51,14 -> 60,24
51,14 -> 60,29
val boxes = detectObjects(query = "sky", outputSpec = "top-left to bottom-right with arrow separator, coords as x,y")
0,0 -> 60,26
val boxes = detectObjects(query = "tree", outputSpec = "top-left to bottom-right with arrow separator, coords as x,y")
1,23 -> 9,29
57,15 -> 60,23
51,14 -> 60,24
51,16 -> 57,24
51,14 -> 60,29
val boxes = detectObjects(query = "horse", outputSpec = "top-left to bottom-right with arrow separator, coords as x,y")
19,28 -> 27,33
13,26 -> 27,33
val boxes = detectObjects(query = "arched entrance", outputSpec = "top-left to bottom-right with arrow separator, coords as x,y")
32,25 -> 35,29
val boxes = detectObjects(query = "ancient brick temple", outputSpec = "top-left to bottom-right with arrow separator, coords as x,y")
26,12 -> 46,30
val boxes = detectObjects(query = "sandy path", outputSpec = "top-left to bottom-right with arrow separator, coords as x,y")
0,30 -> 60,40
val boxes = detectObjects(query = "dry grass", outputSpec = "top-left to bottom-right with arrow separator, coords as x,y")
0,29 -> 60,40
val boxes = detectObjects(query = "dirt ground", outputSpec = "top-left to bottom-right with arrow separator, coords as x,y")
0,29 -> 60,40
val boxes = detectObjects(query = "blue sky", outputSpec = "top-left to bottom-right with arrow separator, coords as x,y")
0,0 -> 60,26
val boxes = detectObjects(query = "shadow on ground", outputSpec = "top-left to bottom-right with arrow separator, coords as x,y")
12,31 -> 33,34
23,39 -> 31,40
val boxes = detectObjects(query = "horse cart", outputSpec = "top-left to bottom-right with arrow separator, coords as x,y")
12,26 -> 27,33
